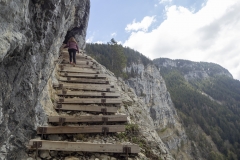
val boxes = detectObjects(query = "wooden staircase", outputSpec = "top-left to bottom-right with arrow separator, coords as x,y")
28,50 -> 139,159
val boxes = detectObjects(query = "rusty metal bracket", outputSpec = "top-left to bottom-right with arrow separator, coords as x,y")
31,141 -> 42,149
102,127 -> 109,136
62,90 -> 67,95
59,84 -> 63,89
56,104 -> 62,109
59,117 -> 66,126
101,108 -> 107,115
59,98 -> 64,103
60,65 -> 64,71
38,127 -> 47,134
123,146 -> 131,159
38,127 -> 47,139
31,141 -> 42,159
102,117 -> 108,124
101,99 -> 106,104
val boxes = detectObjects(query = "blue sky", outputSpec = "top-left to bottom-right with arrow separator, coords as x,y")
87,0 -> 204,43
87,0 -> 240,80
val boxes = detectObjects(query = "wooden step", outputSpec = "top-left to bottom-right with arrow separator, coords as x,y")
59,66 -> 99,74
60,64 -> 97,69
28,140 -> 140,153
58,77 -> 109,84
62,58 -> 93,64
61,53 -> 92,60
61,60 -> 95,66
48,115 -> 127,123
60,72 -> 107,79
57,90 -> 120,97
54,83 -> 115,92
54,104 -> 118,113
57,98 -> 122,104
37,125 -> 125,134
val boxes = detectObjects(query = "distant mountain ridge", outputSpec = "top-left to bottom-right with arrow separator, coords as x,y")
154,58 -> 233,80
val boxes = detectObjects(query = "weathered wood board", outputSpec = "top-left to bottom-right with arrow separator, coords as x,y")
37,125 -> 125,134
28,139 -> 140,153
59,66 -> 99,74
58,77 -> 109,84
48,115 -> 127,123
54,104 -> 118,113
60,72 -> 107,78
57,90 -> 120,97
57,98 -> 121,104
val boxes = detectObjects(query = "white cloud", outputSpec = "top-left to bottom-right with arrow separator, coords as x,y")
86,36 -> 94,43
124,0 -> 240,80
159,0 -> 172,4
125,16 -> 156,32
111,32 -> 117,37
95,41 -> 103,44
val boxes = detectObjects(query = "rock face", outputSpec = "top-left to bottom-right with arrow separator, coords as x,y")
0,0 -> 90,159
125,63 -> 177,129
125,63 -> 192,159
153,58 -> 233,81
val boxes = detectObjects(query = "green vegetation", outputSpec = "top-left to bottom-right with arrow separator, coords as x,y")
159,63 -> 240,160
86,40 -> 151,78
116,124 -> 161,159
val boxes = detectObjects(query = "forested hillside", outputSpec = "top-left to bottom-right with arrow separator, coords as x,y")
154,58 -> 240,160
86,42 -> 240,160
86,39 -> 151,78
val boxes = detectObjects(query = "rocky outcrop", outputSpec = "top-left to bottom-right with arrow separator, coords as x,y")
0,0 -> 90,159
125,63 -> 192,159
100,64 -> 174,160
153,58 -> 233,81
125,63 -> 176,129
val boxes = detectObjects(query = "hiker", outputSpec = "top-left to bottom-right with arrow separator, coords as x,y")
64,37 -> 80,65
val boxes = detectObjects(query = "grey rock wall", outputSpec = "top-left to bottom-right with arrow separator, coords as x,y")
125,63 -> 192,159
0,0 -> 90,159
125,63 -> 176,129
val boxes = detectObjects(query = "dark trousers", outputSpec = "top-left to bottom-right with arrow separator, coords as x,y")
68,49 -> 76,63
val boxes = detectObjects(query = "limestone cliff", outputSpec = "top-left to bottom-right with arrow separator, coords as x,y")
125,63 -> 193,160
0,0 -> 90,159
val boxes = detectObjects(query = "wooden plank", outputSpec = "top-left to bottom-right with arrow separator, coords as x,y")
61,60 -> 95,65
60,83 -> 113,88
60,72 -> 107,78
28,139 -> 140,153
58,77 -> 109,84
61,53 -> 92,59
54,104 -> 118,113
59,64 -> 97,69
62,58 -> 92,64
55,83 -> 115,92
37,125 -> 125,134
55,85 -> 115,92
59,66 -> 99,74
57,90 -> 120,97
58,98 -> 122,104
48,115 -> 127,123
